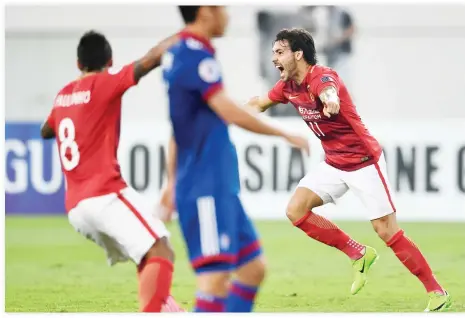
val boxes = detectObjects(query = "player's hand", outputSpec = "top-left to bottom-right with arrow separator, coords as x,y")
284,134 -> 310,155
244,96 -> 261,113
158,181 -> 176,223
323,101 -> 340,118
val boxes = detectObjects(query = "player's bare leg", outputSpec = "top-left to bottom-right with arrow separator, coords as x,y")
227,255 -> 266,312
137,237 -> 175,312
287,187 -> 378,295
195,271 -> 231,312
371,213 -> 451,311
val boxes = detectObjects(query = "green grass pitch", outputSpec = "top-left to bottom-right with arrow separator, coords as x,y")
5,216 -> 465,312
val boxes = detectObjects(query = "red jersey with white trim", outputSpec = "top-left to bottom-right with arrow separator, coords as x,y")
268,65 -> 382,171
46,63 -> 137,212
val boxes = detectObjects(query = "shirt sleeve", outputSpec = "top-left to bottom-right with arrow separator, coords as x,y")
45,107 -> 56,130
101,62 -> 138,98
183,51 -> 223,101
310,71 -> 341,97
267,80 -> 288,104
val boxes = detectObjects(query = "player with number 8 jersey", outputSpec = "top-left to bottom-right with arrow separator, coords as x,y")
40,30 -> 185,313
50,82 -> 128,211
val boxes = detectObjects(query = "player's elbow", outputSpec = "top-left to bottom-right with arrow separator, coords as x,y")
41,133 -> 55,140
40,126 -> 55,140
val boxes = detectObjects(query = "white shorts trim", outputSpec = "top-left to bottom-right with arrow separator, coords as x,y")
297,153 -> 396,220
68,187 -> 170,266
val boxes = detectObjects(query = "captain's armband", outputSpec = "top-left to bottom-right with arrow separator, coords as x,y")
319,86 -> 339,104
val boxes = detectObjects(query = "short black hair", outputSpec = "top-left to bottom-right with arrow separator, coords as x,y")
274,28 -> 318,65
178,6 -> 201,24
77,30 -> 112,72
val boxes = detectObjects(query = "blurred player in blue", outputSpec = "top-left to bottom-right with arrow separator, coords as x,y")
159,6 -> 310,312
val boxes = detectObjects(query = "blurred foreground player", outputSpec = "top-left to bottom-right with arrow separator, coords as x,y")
246,28 -> 451,312
159,6 -> 309,312
40,30 -> 184,312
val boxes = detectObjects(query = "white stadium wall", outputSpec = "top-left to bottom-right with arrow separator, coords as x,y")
5,5 -> 465,220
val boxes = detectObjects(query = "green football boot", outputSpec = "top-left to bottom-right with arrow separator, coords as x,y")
424,290 -> 452,312
350,246 -> 379,295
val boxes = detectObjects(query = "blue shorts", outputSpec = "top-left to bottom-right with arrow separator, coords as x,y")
176,194 -> 262,274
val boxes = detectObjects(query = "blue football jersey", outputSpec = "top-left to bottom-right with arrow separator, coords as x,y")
162,31 -> 240,199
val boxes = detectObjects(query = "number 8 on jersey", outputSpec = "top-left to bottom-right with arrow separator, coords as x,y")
58,118 -> 80,171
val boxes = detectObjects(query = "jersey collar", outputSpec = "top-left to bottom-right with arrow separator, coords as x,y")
179,29 -> 216,54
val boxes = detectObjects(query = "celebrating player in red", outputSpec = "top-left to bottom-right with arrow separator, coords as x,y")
246,28 -> 451,312
40,30 -> 183,313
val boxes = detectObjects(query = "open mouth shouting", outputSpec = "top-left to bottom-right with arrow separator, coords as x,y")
275,64 -> 285,78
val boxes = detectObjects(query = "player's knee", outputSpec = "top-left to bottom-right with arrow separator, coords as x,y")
286,200 -> 307,223
286,188 -> 323,223
248,257 -> 266,285
371,213 -> 399,242
197,271 -> 231,297
237,256 -> 266,286
145,237 -> 175,263
286,200 -> 302,222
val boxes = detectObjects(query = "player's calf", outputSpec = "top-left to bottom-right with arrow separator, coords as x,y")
227,255 -> 266,312
374,213 -> 447,296
137,237 -> 175,312
287,188 -> 365,260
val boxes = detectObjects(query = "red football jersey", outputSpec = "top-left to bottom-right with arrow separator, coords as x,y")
46,63 -> 137,212
268,65 -> 382,171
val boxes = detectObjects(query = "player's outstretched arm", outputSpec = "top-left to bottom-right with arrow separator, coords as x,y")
133,34 -> 179,82
40,121 -> 55,139
245,95 -> 277,113
208,90 -> 309,154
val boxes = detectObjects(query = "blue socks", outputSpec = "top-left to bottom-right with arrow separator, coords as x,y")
194,291 -> 226,312
193,281 -> 259,312
226,281 -> 259,312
